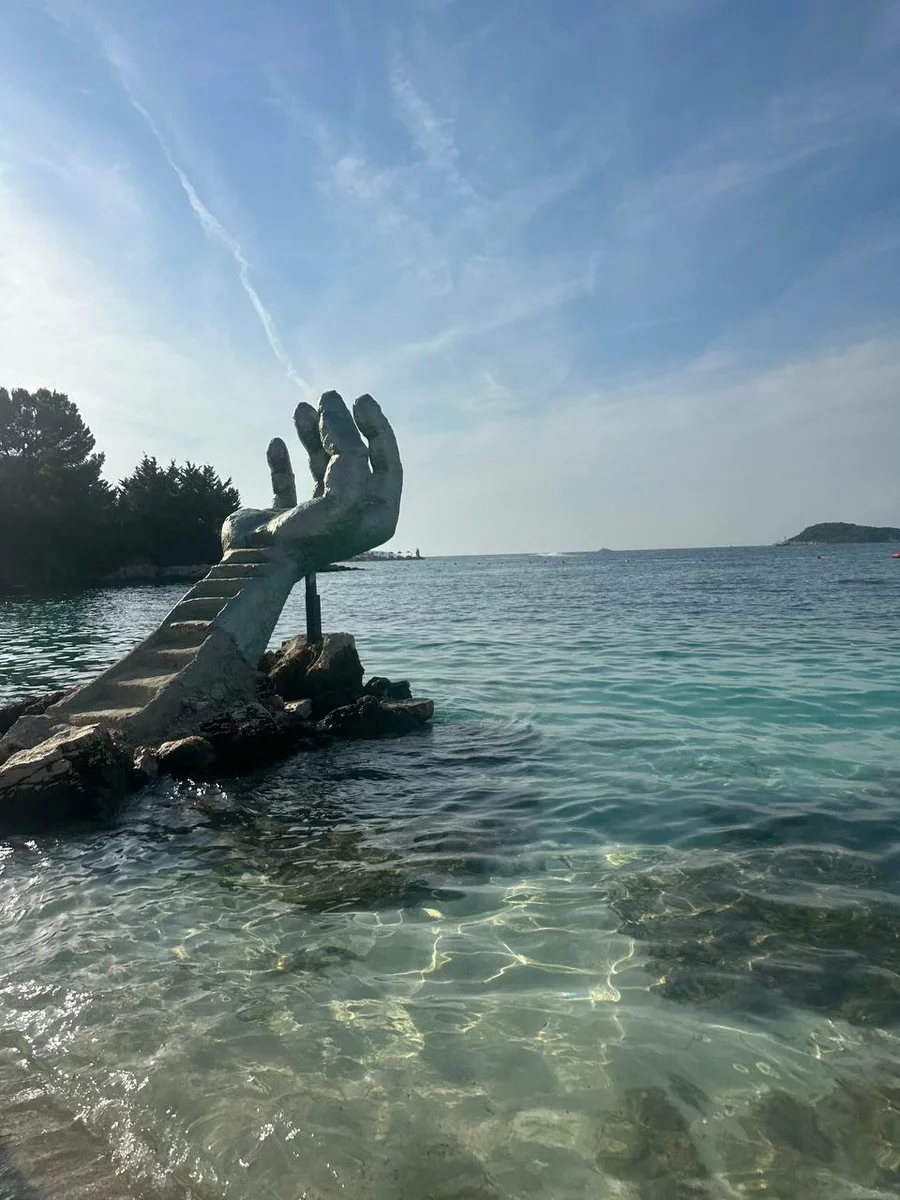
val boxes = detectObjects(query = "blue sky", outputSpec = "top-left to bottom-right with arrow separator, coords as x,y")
1,0 -> 898,552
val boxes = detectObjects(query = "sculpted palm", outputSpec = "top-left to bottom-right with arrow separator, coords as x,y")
222,391 -> 402,572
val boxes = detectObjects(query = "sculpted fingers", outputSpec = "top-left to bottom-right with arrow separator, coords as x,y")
294,402 -> 329,498
266,438 -> 297,510
317,390 -> 369,495
353,394 -> 402,505
318,391 -> 367,457
253,391 -> 404,560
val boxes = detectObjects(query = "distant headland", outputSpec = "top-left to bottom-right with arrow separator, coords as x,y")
780,522 -> 900,546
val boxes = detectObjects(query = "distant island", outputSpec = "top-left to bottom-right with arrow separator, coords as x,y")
780,522 -> 900,546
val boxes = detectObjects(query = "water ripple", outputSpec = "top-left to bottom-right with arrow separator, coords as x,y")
1,546 -> 900,1197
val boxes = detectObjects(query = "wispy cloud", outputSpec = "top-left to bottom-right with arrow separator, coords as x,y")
0,176 -> 289,499
615,76 -> 900,238
397,331 -> 900,552
394,275 -> 587,364
60,9 -> 314,396
132,100 -> 312,395
6,0 -> 899,551
269,50 -> 593,393
388,49 -> 476,199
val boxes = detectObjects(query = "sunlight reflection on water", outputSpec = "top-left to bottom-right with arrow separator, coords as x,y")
1,548 -> 899,1197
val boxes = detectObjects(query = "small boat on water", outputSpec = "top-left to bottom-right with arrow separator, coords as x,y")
891,551 -> 900,559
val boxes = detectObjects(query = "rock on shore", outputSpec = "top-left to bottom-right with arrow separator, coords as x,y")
0,690 -> 69,739
0,724 -> 131,828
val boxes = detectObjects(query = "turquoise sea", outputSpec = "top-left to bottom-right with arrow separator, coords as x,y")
1,546 -> 899,1199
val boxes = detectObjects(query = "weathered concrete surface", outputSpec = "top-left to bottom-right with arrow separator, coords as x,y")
0,619 -> 266,761
0,724 -> 130,827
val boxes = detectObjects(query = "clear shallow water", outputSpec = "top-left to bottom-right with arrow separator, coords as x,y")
1,547 -> 900,1199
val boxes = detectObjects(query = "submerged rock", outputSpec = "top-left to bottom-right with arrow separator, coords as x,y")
196,701 -> 316,773
320,696 -> 434,738
608,855 -> 900,1027
596,1086 -> 710,1197
0,723 -> 130,826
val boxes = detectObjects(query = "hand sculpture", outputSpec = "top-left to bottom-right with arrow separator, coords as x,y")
0,391 -> 403,769
222,391 -> 402,573
0,390 -> 421,812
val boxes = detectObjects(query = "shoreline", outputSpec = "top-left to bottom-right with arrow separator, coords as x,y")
0,562 -> 362,598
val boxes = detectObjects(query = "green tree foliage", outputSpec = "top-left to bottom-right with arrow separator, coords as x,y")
0,387 -> 115,587
116,456 -> 240,567
0,387 -> 240,590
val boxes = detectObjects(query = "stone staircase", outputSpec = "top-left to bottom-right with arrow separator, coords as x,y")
55,549 -> 278,734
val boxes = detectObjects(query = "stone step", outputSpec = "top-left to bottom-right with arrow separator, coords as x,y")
188,578 -> 246,600
66,707 -> 144,726
136,646 -> 199,672
207,563 -> 267,580
102,678 -> 177,707
156,621 -> 212,646
110,663 -> 183,686
167,596 -> 228,623
222,548 -> 272,566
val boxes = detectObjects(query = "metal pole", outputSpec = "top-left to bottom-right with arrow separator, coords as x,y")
304,573 -> 322,643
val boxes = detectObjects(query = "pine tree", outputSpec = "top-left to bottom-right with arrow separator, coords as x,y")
0,386 -> 242,588
115,457 -> 240,567
0,387 -> 115,587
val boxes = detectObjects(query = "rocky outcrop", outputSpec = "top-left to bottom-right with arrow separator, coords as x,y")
132,746 -> 159,780
195,701 -> 317,773
156,736 -> 217,778
362,676 -> 412,701
780,522 -> 900,546
268,633 -> 365,715
0,631 -> 433,829
0,724 -> 131,828
0,690 -> 68,739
